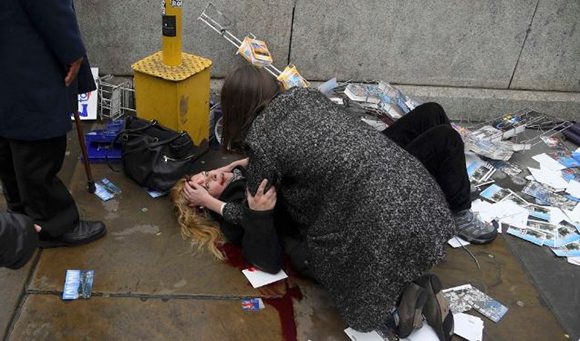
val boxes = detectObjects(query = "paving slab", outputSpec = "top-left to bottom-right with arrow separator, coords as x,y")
8,295 -> 282,340
434,236 -> 566,340
293,278 -> 348,340
0,252 -> 37,339
491,138 -> 580,339
29,162 -> 284,298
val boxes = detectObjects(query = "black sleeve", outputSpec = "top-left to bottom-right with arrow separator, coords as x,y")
0,213 -> 38,269
241,208 -> 283,274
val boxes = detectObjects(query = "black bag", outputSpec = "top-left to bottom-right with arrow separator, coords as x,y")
113,116 -> 196,191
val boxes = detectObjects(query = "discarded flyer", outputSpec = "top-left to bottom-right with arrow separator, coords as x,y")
488,160 -> 522,177
491,112 -> 528,139
502,190 -> 529,207
241,298 -> 265,311
344,327 -> 385,341
448,236 -> 470,248
527,220 -> 558,247
442,284 -> 475,314
242,267 -> 288,288
442,284 -> 508,322
551,240 -> 580,257
453,123 -> 514,161
549,150 -> 580,169
318,77 -> 338,95
145,188 -> 168,198
506,224 -> 546,246
554,220 -> 580,248
523,181 -> 577,211
472,125 -> 502,142
62,270 -> 94,300
238,36 -> 273,68
469,163 -> 496,184
527,204 -> 551,222
453,313 -> 484,341
480,184 -> 511,203
277,64 -> 310,90
94,178 -> 121,201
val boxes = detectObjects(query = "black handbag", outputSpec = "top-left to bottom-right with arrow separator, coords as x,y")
111,116 -> 197,191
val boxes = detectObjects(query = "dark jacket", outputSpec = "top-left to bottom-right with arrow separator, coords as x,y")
0,213 -> 38,269
0,0 -> 96,141
216,167 -> 308,275
223,88 -> 455,331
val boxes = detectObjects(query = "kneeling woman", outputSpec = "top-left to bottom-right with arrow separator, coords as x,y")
171,65 -> 459,340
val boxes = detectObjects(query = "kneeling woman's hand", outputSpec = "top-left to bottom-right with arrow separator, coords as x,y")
247,179 -> 276,211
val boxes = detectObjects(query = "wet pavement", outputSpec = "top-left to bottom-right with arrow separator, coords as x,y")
0,126 -> 574,340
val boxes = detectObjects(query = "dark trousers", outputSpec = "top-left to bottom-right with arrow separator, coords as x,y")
0,135 -> 79,237
383,102 -> 471,212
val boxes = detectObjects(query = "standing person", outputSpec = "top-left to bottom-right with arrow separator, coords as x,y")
0,0 -> 106,248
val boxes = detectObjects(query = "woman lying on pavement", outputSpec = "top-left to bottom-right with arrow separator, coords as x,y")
172,64 -> 498,340
171,160 -> 311,277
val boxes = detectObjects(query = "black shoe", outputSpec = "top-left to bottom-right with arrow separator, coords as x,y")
39,220 -> 106,249
397,282 -> 428,338
414,274 -> 454,341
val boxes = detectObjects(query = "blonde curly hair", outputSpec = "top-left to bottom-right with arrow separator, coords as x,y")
170,178 -> 225,260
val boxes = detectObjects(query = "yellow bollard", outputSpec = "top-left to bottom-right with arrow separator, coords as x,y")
132,0 -> 212,146
162,0 -> 182,66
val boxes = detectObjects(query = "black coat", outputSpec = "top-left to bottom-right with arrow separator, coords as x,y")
0,213 -> 38,269
0,0 -> 96,141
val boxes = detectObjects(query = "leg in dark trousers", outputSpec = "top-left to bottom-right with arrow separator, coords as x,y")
383,103 -> 470,212
0,136 -> 79,237
0,139 -> 24,213
383,102 -> 451,148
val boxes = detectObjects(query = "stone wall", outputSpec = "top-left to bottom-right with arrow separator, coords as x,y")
76,0 -> 579,119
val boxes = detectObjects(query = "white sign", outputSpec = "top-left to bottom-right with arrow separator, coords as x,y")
73,67 -> 99,120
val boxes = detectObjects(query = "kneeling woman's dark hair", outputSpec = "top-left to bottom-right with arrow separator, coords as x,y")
220,64 -> 280,153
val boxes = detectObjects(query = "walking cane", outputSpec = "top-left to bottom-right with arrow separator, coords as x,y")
72,110 -> 96,194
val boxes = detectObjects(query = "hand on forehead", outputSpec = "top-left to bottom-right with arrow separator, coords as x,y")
190,172 -> 207,185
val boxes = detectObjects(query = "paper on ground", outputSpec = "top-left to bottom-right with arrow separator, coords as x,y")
566,180 -> 580,198
471,199 -> 496,223
448,236 -> 470,248
344,328 -> 383,341
528,167 -> 568,191
565,204 -> 580,224
242,268 -> 288,288
532,153 -> 566,171
453,313 -> 484,341
548,207 -> 570,225
567,257 -> 580,266
400,324 -> 439,341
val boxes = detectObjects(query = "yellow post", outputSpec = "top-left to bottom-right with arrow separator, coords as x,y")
162,0 -> 182,66
133,0 -> 213,146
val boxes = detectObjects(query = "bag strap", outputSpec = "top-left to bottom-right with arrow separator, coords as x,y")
122,132 -> 188,155
106,118 -> 158,172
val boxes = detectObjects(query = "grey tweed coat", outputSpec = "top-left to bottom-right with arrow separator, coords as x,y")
223,87 -> 456,332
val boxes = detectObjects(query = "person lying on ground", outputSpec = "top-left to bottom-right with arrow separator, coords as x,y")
171,162 -> 309,276
0,213 -> 42,269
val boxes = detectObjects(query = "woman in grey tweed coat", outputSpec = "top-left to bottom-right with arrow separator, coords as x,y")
219,65 -> 456,332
